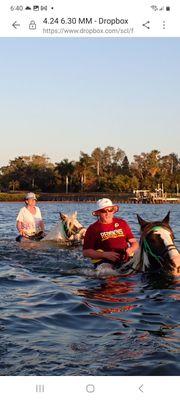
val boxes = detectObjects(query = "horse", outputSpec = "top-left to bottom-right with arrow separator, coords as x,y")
136,211 -> 180,277
16,211 -> 86,245
94,212 -> 180,277
42,211 -> 86,244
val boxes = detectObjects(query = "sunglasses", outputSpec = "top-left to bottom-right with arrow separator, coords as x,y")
100,207 -> 114,213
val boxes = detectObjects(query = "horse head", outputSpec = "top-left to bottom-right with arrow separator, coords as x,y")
59,212 -> 86,243
137,211 -> 180,276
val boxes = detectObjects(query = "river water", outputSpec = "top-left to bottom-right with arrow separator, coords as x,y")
0,202 -> 179,376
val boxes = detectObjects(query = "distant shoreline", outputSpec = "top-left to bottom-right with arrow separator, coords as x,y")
0,192 -> 179,204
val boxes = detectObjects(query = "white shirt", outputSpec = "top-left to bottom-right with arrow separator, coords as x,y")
16,206 -> 43,236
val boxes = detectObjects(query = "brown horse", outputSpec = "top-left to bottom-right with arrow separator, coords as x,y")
94,212 -> 180,277
137,211 -> 180,276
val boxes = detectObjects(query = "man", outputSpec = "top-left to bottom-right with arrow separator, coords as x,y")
83,198 -> 139,267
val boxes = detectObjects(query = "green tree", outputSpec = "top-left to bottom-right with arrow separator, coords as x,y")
131,150 -> 161,189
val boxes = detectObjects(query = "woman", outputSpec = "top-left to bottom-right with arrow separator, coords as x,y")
16,192 -> 45,241
83,198 -> 139,267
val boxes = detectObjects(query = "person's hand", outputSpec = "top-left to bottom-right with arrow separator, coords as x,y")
126,247 -> 134,258
104,251 -> 121,262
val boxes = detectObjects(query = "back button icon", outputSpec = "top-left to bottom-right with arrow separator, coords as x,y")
139,384 -> 144,393
12,21 -> 20,29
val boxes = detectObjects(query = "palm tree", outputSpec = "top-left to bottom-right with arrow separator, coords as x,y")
55,159 -> 75,192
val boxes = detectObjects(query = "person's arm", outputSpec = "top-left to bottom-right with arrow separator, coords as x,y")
83,248 -> 121,263
36,207 -> 45,232
126,238 -> 139,257
16,208 -> 26,235
122,220 -> 139,258
83,225 -> 121,263
16,221 -> 26,236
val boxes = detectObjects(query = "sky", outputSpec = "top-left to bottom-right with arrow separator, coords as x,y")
0,38 -> 180,167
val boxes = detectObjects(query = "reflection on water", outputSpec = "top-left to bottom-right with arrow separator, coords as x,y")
76,277 -> 137,318
0,202 -> 179,375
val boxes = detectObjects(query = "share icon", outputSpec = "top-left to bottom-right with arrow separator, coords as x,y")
142,21 -> 150,29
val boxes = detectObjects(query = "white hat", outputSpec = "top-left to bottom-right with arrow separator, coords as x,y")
92,198 -> 119,216
25,192 -> 37,200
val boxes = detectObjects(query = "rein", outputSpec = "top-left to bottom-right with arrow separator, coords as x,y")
143,238 -> 164,265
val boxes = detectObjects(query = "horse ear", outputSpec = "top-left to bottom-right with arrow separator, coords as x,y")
71,211 -> 77,219
137,214 -> 148,228
59,212 -> 67,221
162,211 -> 170,224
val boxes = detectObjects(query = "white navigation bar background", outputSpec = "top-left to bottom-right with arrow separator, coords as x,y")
0,376 -> 179,399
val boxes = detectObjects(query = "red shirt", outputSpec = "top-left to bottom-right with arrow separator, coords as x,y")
83,217 -> 134,256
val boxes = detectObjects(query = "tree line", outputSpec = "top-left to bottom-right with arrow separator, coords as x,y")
0,148 -> 179,194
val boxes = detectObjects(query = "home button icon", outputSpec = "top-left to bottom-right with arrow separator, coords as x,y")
86,384 -> 95,393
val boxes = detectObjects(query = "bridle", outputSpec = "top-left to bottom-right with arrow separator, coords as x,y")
141,224 -> 174,241
64,224 -> 85,239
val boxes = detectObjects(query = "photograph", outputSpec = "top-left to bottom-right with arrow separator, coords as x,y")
0,37 -> 179,377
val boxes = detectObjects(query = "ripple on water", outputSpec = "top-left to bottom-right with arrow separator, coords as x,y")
0,202 -> 179,375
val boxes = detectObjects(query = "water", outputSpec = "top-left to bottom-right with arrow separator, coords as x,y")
0,202 -> 179,376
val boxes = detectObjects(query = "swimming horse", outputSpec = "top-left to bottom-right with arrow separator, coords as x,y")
42,212 -> 86,244
95,212 -> 180,277
136,211 -> 180,277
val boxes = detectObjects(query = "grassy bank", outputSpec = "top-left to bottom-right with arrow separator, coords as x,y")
0,192 -> 26,202
0,192 -> 179,203
0,192 -> 131,202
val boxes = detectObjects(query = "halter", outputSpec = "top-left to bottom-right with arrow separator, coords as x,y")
141,224 -> 174,241
141,224 -> 177,268
63,224 -> 85,239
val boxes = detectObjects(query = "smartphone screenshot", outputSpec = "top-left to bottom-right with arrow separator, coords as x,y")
0,0 -> 179,399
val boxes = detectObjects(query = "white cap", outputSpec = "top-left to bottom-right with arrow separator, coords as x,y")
25,192 -> 37,200
92,198 -> 119,216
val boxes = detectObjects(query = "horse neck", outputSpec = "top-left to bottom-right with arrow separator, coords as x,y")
43,220 -> 66,241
